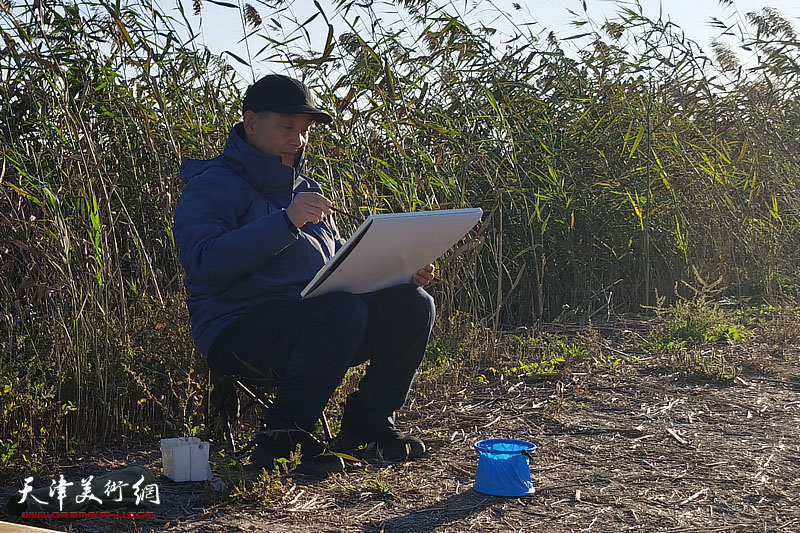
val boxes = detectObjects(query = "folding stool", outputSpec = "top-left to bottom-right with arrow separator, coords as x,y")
207,355 -> 333,456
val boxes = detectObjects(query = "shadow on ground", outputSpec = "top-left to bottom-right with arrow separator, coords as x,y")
363,489 -> 495,533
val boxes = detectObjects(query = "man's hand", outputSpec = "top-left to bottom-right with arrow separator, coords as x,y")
412,264 -> 435,288
286,192 -> 333,228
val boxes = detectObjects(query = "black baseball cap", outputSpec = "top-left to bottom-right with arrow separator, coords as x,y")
242,74 -> 333,124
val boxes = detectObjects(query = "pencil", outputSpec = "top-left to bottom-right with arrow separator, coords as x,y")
330,205 -> 365,223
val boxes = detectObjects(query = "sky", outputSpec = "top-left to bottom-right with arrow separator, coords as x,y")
170,0 -> 800,83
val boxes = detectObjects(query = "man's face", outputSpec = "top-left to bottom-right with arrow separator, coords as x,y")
243,110 -> 313,167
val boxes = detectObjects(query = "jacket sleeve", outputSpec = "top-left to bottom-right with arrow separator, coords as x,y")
174,173 -> 298,290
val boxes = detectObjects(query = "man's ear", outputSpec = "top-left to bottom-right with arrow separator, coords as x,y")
242,110 -> 258,135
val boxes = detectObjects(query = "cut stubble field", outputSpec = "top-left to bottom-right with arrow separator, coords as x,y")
4,319 -> 800,533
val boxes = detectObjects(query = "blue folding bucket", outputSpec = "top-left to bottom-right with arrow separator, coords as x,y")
473,439 -> 537,497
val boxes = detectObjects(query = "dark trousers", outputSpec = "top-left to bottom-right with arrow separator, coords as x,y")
207,284 -> 435,432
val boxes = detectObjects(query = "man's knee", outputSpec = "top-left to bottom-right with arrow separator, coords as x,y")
416,286 -> 436,318
395,284 -> 436,324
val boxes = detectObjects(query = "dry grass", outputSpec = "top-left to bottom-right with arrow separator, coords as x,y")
3,314 -> 800,532
1,0 -> 799,475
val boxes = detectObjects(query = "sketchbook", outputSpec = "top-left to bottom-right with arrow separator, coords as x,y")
301,208 -> 483,298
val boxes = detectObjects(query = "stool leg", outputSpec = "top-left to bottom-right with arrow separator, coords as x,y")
321,411 -> 333,442
205,369 -> 212,439
211,374 -> 241,454
224,414 -> 237,454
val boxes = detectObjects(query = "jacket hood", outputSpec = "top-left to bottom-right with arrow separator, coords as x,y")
179,157 -> 221,184
179,123 -> 305,194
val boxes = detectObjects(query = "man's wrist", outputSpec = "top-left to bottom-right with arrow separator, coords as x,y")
282,209 -> 299,233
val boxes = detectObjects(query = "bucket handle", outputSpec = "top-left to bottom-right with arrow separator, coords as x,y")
521,450 -> 535,460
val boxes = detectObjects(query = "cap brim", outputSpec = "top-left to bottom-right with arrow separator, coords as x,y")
270,104 -> 333,124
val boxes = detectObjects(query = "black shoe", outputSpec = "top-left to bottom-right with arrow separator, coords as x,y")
332,426 -> 426,461
252,427 -> 344,475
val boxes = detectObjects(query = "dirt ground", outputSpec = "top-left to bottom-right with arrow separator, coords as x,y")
3,321 -> 800,533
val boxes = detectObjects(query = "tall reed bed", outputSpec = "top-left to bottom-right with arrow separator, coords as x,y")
0,0 -> 798,456
304,2 -> 800,327
1,0 -> 239,458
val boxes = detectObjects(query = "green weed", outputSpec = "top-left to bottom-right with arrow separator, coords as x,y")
649,298 -> 752,350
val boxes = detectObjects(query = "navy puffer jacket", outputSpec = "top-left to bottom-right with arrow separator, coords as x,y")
174,123 -> 344,356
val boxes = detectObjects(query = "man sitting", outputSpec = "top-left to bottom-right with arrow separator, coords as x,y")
173,74 -> 436,474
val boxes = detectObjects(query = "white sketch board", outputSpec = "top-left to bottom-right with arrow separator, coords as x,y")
301,208 -> 483,298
